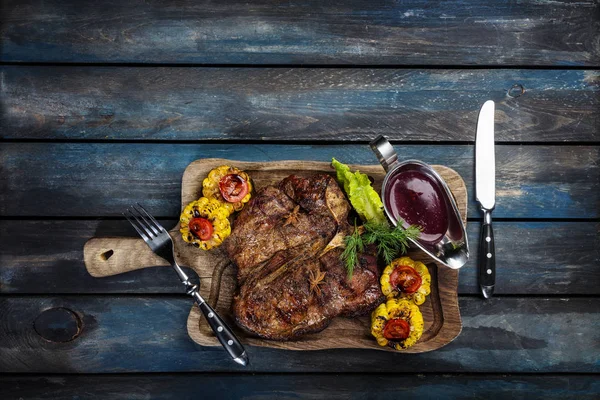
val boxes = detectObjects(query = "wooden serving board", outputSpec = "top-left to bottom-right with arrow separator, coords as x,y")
84,159 -> 466,353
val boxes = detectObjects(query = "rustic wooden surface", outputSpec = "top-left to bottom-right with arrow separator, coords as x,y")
0,374 -> 599,400
1,0 -> 599,65
1,0 -> 599,398
2,144 -> 598,219
1,374 -> 599,400
84,160 -> 466,352
1,67 -> 598,142
1,296 -> 598,373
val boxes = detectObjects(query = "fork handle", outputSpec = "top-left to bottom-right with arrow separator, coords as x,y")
189,290 -> 249,366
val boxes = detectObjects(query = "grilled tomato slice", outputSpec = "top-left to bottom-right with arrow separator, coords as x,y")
383,318 -> 411,340
389,265 -> 422,294
219,174 -> 249,203
381,256 -> 431,305
371,298 -> 424,350
179,197 -> 231,250
203,165 -> 252,213
188,217 -> 213,241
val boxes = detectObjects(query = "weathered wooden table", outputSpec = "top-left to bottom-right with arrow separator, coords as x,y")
1,1 -> 599,398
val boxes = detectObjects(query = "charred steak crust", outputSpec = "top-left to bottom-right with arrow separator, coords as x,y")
224,185 -> 338,284
226,173 -> 383,340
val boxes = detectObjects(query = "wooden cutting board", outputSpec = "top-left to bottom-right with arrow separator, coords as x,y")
84,158 -> 466,353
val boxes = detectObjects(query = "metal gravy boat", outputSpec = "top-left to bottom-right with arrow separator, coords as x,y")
370,135 -> 469,269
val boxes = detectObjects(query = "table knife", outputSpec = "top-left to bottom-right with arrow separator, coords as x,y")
475,100 -> 496,298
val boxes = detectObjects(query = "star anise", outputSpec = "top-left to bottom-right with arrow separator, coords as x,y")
283,205 -> 301,227
308,267 -> 326,296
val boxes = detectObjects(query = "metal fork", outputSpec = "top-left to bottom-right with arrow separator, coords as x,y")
124,203 -> 248,366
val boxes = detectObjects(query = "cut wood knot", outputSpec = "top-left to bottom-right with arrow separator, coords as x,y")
508,84 -> 525,98
34,307 -> 82,343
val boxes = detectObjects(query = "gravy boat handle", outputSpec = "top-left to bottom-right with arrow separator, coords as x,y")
370,135 -> 398,172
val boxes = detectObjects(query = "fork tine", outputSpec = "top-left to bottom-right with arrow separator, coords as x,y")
123,209 -> 150,242
136,203 -> 165,233
130,204 -> 159,237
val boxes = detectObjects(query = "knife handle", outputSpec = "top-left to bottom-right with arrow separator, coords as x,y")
479,210 -> 495,298
191,291 -> 249,366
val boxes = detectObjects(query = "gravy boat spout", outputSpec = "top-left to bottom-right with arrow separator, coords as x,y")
370,135 -> 469,269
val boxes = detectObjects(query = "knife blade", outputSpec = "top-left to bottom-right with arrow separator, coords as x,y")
475,100 -> 496,299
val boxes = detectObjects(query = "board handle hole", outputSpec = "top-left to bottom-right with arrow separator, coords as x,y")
100,249 -> 114,261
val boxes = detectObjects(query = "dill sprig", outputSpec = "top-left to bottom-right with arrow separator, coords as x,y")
340,223 -> 364,280
341,221 -> 421,279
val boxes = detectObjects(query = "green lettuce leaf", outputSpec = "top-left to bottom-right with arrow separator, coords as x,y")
331,158 -> 388,226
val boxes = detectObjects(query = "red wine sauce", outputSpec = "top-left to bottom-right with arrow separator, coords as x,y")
385,169 -> 449,244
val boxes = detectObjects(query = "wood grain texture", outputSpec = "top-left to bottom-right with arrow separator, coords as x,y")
1,67 -> 599,142
84,160 -> 466,353
0,296 -> 597,373
2,220 -> 598,295
1,374 -> 599,400
1,143 -> 598,218
1,0 -> 599,65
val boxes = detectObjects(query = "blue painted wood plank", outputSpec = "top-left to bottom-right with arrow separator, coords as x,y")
1,0 -> 599,65
1,374 -> 599,399
0,296 -> 597,373
1,67 -> 598,142
1,220 -> 598,295
0,143 -> 598,218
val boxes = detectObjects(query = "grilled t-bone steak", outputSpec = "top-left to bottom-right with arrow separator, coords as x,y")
225,174 -> 383,340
